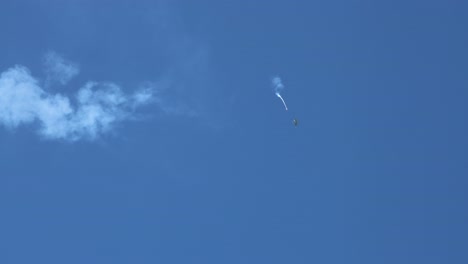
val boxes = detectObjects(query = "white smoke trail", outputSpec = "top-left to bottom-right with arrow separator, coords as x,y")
272,76 -> 288,111
276,92 -> 288,111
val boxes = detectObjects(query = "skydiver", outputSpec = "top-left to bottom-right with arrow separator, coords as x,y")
293,118 -> 298,127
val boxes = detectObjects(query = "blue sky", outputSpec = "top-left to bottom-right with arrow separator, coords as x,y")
1,0 -> 467,263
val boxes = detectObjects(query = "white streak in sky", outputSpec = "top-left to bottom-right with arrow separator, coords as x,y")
272,76 -> 288,111
276,92 -> 288,111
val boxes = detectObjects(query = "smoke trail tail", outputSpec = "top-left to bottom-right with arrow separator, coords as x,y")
276,93 -> 288,111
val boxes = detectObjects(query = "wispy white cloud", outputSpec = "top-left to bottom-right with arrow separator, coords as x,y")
43,51 -> 79,86
0,62 -> 155,141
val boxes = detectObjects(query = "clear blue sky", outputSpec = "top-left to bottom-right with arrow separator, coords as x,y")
1,0 -> 467,263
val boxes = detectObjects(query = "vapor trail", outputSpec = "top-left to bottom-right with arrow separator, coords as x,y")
272,76 -> 288,111
276,92 -> 288,110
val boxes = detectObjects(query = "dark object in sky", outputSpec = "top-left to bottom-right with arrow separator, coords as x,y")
293,118 -> 298,127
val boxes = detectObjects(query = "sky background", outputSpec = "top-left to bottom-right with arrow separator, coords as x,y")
1,0 -> 468,263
